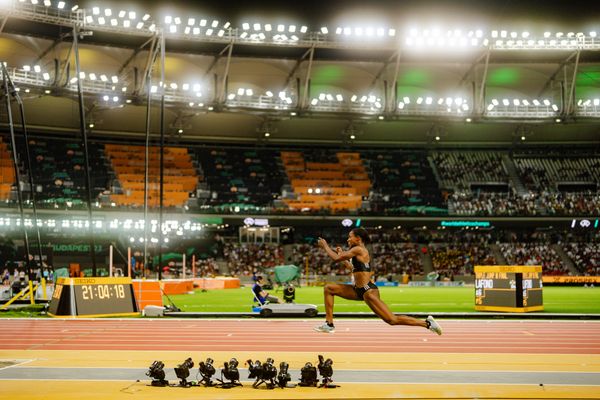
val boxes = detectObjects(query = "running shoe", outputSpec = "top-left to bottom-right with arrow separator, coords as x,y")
426,315 -> 443,335
314,322 -> 335,333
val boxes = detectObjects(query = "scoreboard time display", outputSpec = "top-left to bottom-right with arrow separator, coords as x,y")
48,277 -> 139,317
474,266 -> 543,312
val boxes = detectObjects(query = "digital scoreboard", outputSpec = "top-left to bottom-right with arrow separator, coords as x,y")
474,266 -> 543,312
48,277 -> 139,317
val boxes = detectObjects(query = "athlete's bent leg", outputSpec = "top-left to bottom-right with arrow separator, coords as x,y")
363,289 -> 427,328
323,283 -> 359,324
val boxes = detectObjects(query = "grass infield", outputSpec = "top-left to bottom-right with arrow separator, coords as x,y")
163,286 -> 600,314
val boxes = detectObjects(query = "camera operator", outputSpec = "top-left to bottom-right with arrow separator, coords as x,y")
252,276 -> 281,304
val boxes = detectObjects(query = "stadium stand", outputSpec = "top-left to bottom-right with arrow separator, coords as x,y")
194,147 -> 285,211
432,151 -> 509,190
0,137 -> 14,201
20,138 -> 108,207
364,150 -> 444,214
500,243 -> 569,275
564,242 -> 600,275
105,144 -> 198,208
281,150 -> 369,212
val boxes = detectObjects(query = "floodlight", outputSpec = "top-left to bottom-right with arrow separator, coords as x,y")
71,5 -> 78,11
170,82 -> 178,89
264,24 -> 272,31
416,97 -> 423,104
522,99 -> 529,106
594,99 -> 600,106
487,104 -> 494,111
398,102 -> 405,109
543,99 -> 551,106
551,104 -> 559,111
112,96 -> 119,102
502,99 -> 510,106
184,27 -> 190,34
532,99 -> 540,106
142,14 -> 150,21
246,89 -> 253,96
123,20 -> 130,28
23,65 -> 31,71
403,96 -> 410,104
149,24 -> 156,32
321,27 -> 328,34
343,27 -> 351,36
310,98 -> 318,105
42,72 -> 50,80
425,97 -> 432,105
169,25 -> 177,33
34,65 -> 41,72
136,22 -> 144,29
336,94 -> 343,101
350,94 -> 357,102
544,31 -> 551,38
119,10 -> 126,18
129,11 -> 136,20
57,1 -> 65,9
590,31 -> 597,38
92,7 -> 99,15
265,91 -> 273,97
103,95 -> 109,101
513,99 -> 520,106
253,23 -> 261,31
388,28 -> 396,37
98,17 -> 105,25
111,76 -> 118,83
205,28 -> 213,35
326,94 -> 333,101
104,8 -> 111,16
211,20 -> 218,28
110,19 -> 117,26
300,26 -> 307,33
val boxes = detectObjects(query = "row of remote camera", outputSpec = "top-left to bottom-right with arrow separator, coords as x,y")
146,355 -> 337,389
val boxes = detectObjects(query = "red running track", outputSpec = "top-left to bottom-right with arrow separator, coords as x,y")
0,319 -> 598,354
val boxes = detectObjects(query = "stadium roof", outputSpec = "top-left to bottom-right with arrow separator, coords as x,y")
0,0 -> 599,145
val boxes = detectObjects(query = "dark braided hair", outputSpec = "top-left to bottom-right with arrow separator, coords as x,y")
351,228 -> 370,244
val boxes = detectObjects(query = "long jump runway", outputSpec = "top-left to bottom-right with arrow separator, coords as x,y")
0,318 -> 599,399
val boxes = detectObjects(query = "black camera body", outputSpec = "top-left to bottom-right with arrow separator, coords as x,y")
276,361 -> 293,388
218,358 -> 242,388
198,358 -> 216,387
317,355 -> 338,388
298,362 -> 318,387
174,357 -> 194,387
146,360 -> 168,387
247,359 -> 262,380
283,284 -> 296,303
